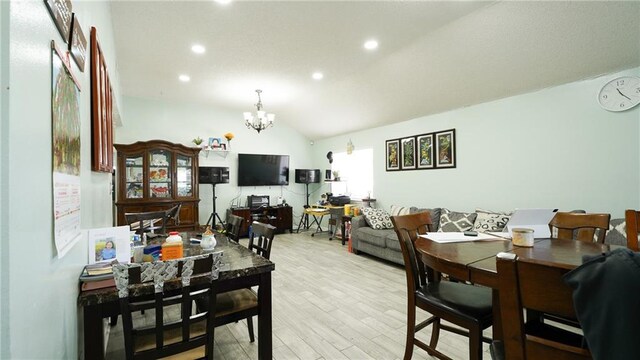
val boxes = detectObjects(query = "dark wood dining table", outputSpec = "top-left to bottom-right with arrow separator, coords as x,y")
77,234 -> 275,360
414,236 -> 620,339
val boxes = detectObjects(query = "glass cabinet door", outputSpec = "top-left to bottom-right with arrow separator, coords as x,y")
176,154 -> 193,197
124,155 -> 144,199
148,149 -> 172,198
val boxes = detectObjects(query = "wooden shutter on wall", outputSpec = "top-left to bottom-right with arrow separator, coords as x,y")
90,27 -> 114,172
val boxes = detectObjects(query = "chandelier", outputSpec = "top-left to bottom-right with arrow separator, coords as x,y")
243,89 -> 275,133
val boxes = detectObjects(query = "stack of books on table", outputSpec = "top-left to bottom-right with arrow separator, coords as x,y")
79,261 -> 118,291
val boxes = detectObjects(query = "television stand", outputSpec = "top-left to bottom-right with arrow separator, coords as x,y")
228,205 -> 293,237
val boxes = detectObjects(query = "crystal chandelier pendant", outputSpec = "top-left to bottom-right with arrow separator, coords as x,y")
244,89 -> 275,133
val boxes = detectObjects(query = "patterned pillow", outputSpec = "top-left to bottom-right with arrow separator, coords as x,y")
410,207 -> 441,231
390,205 -> 411,217
362,208 -> 393,230
438,208 -> 478,232
605,218 -> 627,246
472,208 -> 512,232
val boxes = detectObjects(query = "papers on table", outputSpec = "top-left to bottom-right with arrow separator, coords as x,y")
420,232 -> 508,243
486,232 -> 512,240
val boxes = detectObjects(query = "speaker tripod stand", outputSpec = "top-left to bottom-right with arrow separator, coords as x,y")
296,183 -> 312,232
205,184 -> 225,229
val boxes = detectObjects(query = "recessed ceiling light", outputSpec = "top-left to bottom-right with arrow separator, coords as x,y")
312,72 -> 324,80
179,74 -> 191,82
214,0 -> 232,5
191,44 -> 206,54
364,39 -> 379,50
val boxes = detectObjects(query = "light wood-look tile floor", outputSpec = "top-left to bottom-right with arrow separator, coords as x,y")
105,231 -> 492,359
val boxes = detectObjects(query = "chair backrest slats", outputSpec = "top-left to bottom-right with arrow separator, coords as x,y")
548,212 -> 610,244
113,252 -> 222,359
125,203 -> 181,235
391,212 -> 433,293
248,221 -> 276,259
625,209 -> 639,251
226,214 -> 244,243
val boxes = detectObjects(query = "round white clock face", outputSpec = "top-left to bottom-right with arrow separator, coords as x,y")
598,76 -> 640,112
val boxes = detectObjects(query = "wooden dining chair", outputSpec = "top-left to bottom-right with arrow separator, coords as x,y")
625,209 -> 639,251
125,203 -> 182,235
225,214 -> 244,243
496,252 -> 591,360
548,212 -> 610,244
196,221 -> 277,343
391,212 -> 493,360
112,252 -> 223,360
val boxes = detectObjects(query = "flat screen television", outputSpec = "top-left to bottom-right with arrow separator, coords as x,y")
238,153 -> 289,186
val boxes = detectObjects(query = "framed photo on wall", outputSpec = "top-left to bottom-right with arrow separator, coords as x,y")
385,139 -> 400,171
416,133 -> 434,169
435,129 -> 456,168
400,136 -> 416,170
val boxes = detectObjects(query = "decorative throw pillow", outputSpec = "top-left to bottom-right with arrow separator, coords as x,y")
605,218 -> 627,246
410,207 -> 442,231
390,205 -> 411,217
438,208 -> 478,232
472,208 -> 512,232
362,208 -> 393,230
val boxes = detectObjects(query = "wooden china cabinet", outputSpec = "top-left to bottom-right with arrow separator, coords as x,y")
114,140 -> 201,232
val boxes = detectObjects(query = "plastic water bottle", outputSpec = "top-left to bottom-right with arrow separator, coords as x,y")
248,225 -> 253,239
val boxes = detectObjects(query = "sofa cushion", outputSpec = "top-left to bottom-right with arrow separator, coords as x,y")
472,208 -> 512,232
356,227 -> 394,248
438,208 -> 477,232
385,233 -> 402,251
390,205 -> 411,217
605,218 -> 627,246
410,207 -> 441,231
362,208 -> 393,229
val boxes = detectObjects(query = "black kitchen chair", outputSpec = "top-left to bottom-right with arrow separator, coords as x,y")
112,252 -> 223,359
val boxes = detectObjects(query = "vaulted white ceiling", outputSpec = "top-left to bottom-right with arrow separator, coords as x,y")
110,1 -> 640,140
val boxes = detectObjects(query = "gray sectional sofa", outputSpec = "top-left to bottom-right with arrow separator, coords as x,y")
350,206 -> 628,265
350,207 -> 441,265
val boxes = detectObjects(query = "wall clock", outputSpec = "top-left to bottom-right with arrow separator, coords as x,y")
598,76 -> 640,112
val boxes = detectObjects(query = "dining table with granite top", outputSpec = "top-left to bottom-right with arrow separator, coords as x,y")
78,233 -> 275,360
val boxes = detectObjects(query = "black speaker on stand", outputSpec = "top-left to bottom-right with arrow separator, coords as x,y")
199,166 -> 229,229
295,169 -> 320,230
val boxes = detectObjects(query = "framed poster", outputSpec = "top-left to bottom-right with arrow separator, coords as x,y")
51,40 -> 82,257
400,136 -> 416,170
90,27 -> 114,172
385,139 -> 400,171
69,13 -> 87,72
435,129 -> 456,168
416,133 -> 434,169
44,0 -> 73,43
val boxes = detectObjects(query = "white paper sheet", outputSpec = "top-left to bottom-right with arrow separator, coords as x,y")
419,232 -> 506,243
486,232 -> 512,240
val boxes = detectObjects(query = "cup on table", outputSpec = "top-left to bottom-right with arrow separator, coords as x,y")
512,228 -> 534,247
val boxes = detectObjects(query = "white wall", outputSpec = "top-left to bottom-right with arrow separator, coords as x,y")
0,1 -> 8,357
117,96 -> 317,227
313,68 -> 640,219
3,1 -> 121,358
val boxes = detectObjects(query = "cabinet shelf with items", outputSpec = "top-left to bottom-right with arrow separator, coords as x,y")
115,140 -> 201,232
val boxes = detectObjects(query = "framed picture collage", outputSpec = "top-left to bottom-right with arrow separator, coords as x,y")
385,129 -> 456,171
